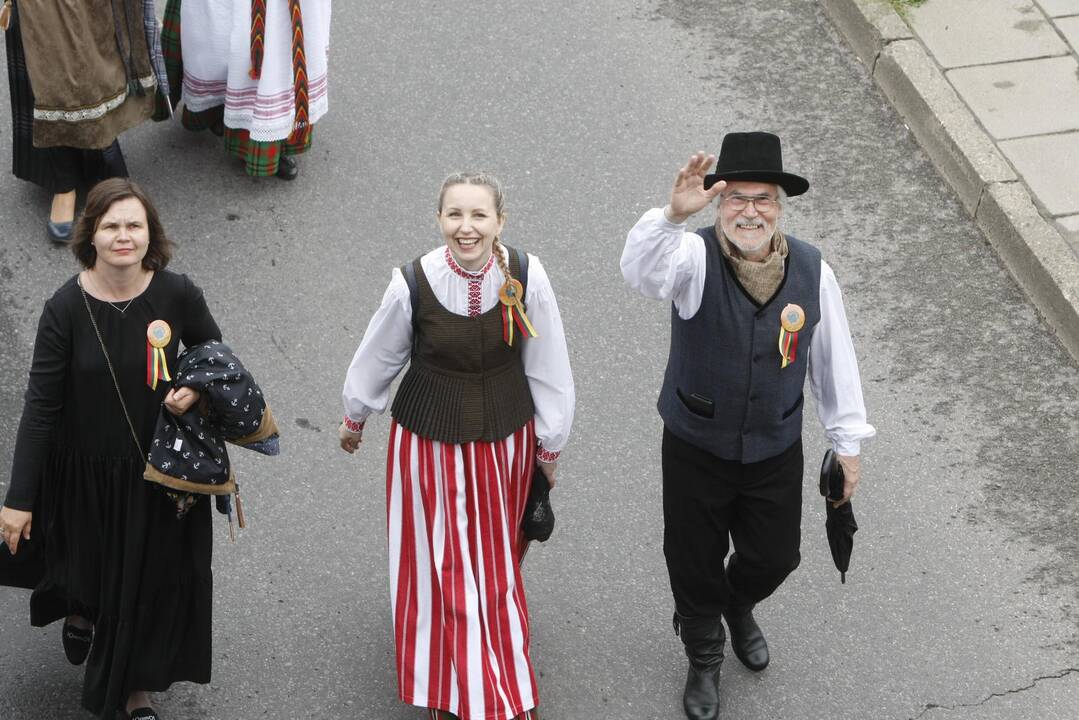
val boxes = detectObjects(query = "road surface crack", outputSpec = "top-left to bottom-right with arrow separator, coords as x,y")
909,668 -> 1079,719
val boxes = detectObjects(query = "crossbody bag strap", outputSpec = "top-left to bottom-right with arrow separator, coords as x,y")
400,259 -> 420,331
513,246 -> 529,295
79,279 -> 145,459
401,258 -> 422,356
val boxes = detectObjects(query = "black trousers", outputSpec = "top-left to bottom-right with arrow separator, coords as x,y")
663,427 -> 803,618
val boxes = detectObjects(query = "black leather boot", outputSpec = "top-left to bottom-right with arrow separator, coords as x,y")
674,612 -> 724,720
722,605 -> 769,671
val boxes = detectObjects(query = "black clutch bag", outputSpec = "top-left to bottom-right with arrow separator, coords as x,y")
522,466 -> 555,542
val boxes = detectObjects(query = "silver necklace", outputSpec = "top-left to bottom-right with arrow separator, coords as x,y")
107,297 -> 135,314
82,273 -> 137,314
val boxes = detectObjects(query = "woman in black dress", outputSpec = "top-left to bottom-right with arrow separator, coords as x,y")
0,178 -> 221,720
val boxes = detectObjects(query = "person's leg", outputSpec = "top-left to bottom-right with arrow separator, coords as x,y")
125,690 -> 156,717
43,146 -> 79,243
663,428 -> 738,618
663,428 -> 741,720
49,188 -> 76,223
725,438 -> 803,604
722,438 -> 804,670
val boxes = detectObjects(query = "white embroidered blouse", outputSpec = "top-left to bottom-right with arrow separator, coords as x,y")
342,245 -> 575,461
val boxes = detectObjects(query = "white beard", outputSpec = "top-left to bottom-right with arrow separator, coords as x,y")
727,232 -> 772,256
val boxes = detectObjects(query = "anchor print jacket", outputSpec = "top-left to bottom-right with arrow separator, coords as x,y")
143,341 -> 280,498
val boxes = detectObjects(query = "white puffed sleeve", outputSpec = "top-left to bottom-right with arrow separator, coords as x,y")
620,206 -> 707,319
521,255 -> 576,460
341,269 -> 414,427
808,260 -> 877,455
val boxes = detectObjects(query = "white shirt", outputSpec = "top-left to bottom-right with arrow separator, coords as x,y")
621,207 -> 876,456
342,245 -> 576,458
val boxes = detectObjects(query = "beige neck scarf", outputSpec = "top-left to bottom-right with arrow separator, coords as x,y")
718,230 -> 789,305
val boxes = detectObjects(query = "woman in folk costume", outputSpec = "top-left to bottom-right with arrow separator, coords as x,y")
161,0 -> 331,180
2,0 -> 170,242
339,172 -> 575,720
0,179 -> 222,720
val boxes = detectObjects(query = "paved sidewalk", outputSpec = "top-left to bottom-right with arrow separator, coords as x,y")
823,0 -> 1079,365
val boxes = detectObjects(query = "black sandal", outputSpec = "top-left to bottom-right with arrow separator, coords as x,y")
61,620 -> 92,665
126,707 -> 160,720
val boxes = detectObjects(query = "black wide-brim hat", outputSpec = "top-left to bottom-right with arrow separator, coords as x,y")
703,131 -> 809,197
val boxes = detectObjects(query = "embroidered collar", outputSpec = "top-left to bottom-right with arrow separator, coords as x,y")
444,246 -> 495,279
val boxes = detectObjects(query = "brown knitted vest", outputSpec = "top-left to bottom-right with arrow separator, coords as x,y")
390,252 -> 535,443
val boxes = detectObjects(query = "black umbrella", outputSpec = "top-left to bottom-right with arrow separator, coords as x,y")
819,449 -> 858,583
522,465 -> 555,542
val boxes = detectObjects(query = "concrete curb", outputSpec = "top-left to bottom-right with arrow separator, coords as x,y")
822,0 -> 1079,364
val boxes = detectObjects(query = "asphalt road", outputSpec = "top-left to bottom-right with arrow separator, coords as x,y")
2,1 -> 1078,719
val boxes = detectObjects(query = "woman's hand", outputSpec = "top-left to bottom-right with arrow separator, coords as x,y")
537,460 -> 557,489
666,152 -> 727,224
339,422 -> 363,454
0,506 -> 33,555
164,386 -> 201,416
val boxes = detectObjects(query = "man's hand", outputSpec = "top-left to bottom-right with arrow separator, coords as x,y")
832,454 -> 861,508
666,152 -> 727,224
339,422 -> 363,454
164,386 -> 201,416
0,506 -> 33,555
537,460 -> 557,489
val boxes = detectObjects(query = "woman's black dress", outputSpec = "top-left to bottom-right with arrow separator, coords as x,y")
1,270 -> 221,718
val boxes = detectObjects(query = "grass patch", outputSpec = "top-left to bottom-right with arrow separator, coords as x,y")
889,0 -> 928,19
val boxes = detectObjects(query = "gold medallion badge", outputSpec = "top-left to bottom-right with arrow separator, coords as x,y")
146,320 -> 173,389
499,278 -> 538,346
781,304 -> 805,333
778,304 -> 805,368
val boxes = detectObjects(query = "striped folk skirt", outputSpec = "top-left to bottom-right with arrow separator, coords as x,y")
387,420 -> 539,720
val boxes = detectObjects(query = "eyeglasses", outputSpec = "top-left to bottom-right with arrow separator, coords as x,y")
720,193 -> 779,212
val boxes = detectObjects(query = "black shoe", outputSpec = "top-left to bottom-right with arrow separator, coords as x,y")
126,708 -> 160,720
61,620 -> 92,665
46,219 -> 73,244
275,155 -> 299,181
722,605 -> 769,671
674,612 -> 724,720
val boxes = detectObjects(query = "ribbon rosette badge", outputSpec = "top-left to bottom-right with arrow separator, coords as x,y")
146,320 -> 173,389
498,278 -> 538,347
778,304 -> 805,369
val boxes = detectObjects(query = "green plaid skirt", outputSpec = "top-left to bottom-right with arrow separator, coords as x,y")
183,106 -> 313,176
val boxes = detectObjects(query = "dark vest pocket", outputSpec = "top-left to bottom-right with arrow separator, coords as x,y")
676,388 -> 715,419
781,394 -> 804,420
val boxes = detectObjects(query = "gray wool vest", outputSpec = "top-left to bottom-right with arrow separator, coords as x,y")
657,225 -> 822,463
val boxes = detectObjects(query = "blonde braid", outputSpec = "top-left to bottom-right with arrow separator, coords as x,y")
493,236 -> 513,285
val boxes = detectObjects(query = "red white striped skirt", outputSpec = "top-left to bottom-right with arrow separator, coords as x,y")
387,419 -> 539,720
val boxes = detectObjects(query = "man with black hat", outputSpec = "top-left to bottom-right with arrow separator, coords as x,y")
621,132 -> 875,720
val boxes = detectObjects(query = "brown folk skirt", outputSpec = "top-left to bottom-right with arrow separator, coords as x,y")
5,1 -> 128,191
14,0 -> 156,149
